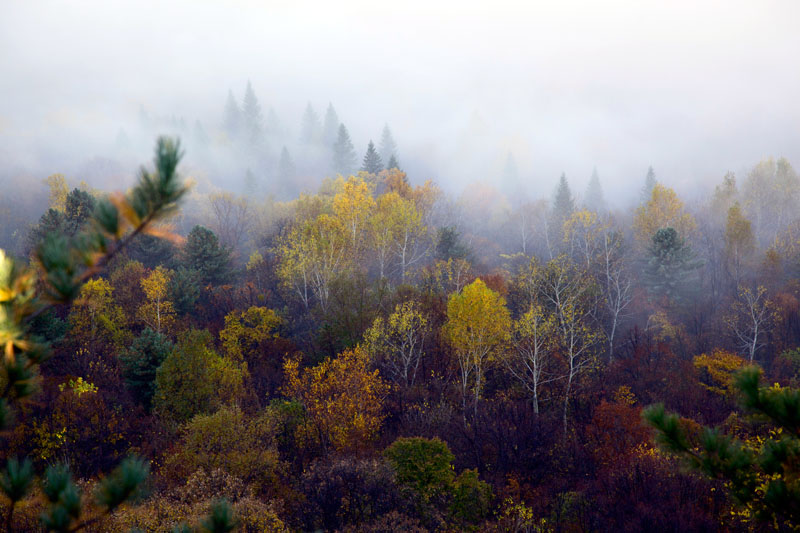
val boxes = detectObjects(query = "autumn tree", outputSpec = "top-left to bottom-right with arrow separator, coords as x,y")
505,304 -> 558,414
725,285 -> 776,362
68,278 -> 129,353
724,202 -> 756,287
444,278 -> 511,415
369,192 -> 428,281
364,301 -> 429,387
208,191 -> 252,255
45,174 -> 69,212
219,306 -> 282,361
137,265 -> 175,334
361,140 -> 384,175
282,345 -> 388,453
634,184 -> 697,249
742,157 -> 800,246
332,175 -> 375,256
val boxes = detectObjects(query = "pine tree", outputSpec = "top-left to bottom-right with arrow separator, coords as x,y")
379,124 -> 398,165
642,166 -> 657,203
181,226 -> 232,286
361,140 -> 384,174
278,146 -> 296,182
300,102 -> 321,144
322,103 -> 340,145
584,167 -> 606,213
387,154 -> 401,171
241,81 -> 264,146
332,123 -> 357,175
553,173 -> 575,218
223,89 -> 241,140
120,328 -> 174,411
644,227 -> 702,303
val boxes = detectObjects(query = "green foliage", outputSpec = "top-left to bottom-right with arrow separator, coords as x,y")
200,499 -> 237,533
644,367 -> 800,526
121,327 -> 174,410
435,226 -> 469,261
153,329 -> 247,424
384,437 -> 455,506
361,140 -> 384,174
94,456 -> 150,512
643,227 -> 702,303
450,468 -> 493,525
0,457 -> 33,505
169,266 -> 202,315
181,226 -> 232,286
332,123 -> 357,175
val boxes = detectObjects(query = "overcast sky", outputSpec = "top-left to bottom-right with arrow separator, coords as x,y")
2,0 -> 799,202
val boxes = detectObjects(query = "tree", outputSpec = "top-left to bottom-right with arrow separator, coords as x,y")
644,227 -> 702,304
153,329 -> 248,424
364,301 -> 429,387
644,368 -> 800,528
68,277 -> 128,352
596,229 -> 632,360
369,192 -> 427,280
322,103 -> 340,145
277,146 -> 296,183
223,89 -> 241,140
384,437 -> 455,509
219,306 -> 282,361
332,123 -> 357,176
641,165 -> 657,204
300,102 -> 321,144
137,266 -> 175,334
283,346 -> 388,453
181,225 -> 232,286
505,304 -> 558,414
379,124 -> 398,166
724,202 -> 755,287
725,285 -> 776,362
386,154 -> 401,171
443,278 -> 511,415
208,191 -> 251,255
742,157 -> 800,246
241,81 -> 264,147
45,174 -> 69,212
168,266 -> 201,315
0,137 -> 188,530
634,184 -> 697,249
584,167 -> 606,213
361,140 -> 384,175
711,171 -> 739,221
552,173 -> 575,220
120,328 -> 173,410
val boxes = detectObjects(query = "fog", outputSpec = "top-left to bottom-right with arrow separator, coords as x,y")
2,0 -> 799,204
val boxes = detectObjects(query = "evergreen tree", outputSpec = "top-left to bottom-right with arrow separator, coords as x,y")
120,328 -> 173,411
379,124 -> 398,165
127,233 -> 177,269
361,140 -> 384,174
386,154 -> 401,171
278,146 -> 296,182
644,227 -> 702,303
642,166 -> 657,203
436,226 -> 469,261
243,168 -> 259,198
552,173 -> 575,218
181,226 -> 232,286
26,188 -> 96,254
168,266 -> 201,315
322,103 -> 340,145
584,167 -> 606,213
241,81 -> 264,146
223,89 -> 241,140
332,123 -> 357,175
300,102 -> 321,144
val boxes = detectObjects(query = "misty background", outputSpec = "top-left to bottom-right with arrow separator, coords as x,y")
1,0 -> 799,206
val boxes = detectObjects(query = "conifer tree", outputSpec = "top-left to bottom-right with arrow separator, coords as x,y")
379,124 -> 398,164
322,103 -> 340,145
642,166 -> 657,204
300,102 -> 321,144
241,80 -> 264,146
644,227 -> 702,303
223,89 -> 241,140
553,173 -> 575,219
278,146 -> 296,182
361,140 -> 384,174
387,154 -> 401,171
332,123 -> 357,175
584,167 -> 606,213
181,226 -> 232,286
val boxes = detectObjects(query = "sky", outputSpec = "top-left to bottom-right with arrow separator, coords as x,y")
1,0 -> 799,203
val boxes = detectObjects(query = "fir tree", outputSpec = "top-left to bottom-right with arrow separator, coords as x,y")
361,140 -> 384,174
552,173 -> 575,218
379,124 -> 398,165
120,328 -> 174,411
584,167 -> 606,213
387,154 -> 401,171
322,103 -> 340,145
644,227 -> 702,303
332,123 -> 357,175
642,166 -> 657,203
300,102 -> 321,144
278,146 -> 296,182
241,81 -> 264,146
223,89 -> 241,140
181,226 -> 232,286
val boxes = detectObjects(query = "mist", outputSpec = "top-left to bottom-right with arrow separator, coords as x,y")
2,0 -> 800,204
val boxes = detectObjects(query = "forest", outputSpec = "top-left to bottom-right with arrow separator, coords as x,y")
2,117 -> 800,531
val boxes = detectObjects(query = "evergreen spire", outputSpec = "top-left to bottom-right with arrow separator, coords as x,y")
361,140 -> 384,174
642,166 -> 657,203
241,81 -> 264,146
223,89 -> 241,140
553,173 -> 575,217
278,146 -> 296,182
300,102 -> 321,144
332,124 -> 357,175
322,103 -> 340,145
584,167 -> 606,213
379,124 -> 398,165
386,154 -> 400,171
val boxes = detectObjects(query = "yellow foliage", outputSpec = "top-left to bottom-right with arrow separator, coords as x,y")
693,349 -> 748,396
283,345 -> 388,453
138,266 -> 175,334
220,306 -> 282,361
633,184 -> 697,248
45,174 -> 69,212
